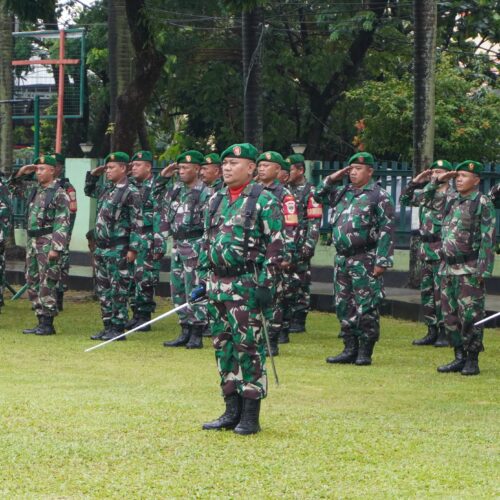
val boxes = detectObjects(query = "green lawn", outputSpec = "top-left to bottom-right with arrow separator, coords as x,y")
1,297 -> 499,498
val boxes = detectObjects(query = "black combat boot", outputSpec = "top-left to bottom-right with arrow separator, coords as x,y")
186,325 -> 203,349
125,314 -> 139,330
23,315 -> 42,334
234,398 -> 261,435
326,336 -> 358,364
202,324 -> 211,337
278,327 -> 290,344
101,325 -> 126,341
164,324 -> 191,347
56,290 -> 64,311
289,311 -> 307,333
461,351 -> 480,376
355,338 -> 376,366
267,330 -> 279,356
202,394 -> 242,430
35,315 -> 56,336
90,320 -> 112,340
412,325 -> 438,346
434,325 -> 449,348
437,346 -> 466,373
133,312 -> 152,332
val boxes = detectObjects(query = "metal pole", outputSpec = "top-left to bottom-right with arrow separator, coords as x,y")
55,30 -> 65,153
34,96 -> 40,158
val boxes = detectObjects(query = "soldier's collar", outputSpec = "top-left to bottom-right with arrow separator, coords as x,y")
459,189 -> 480,201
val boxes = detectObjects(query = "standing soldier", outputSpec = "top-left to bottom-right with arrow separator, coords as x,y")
10,155 -> 71,335
159,150 -> 211,349
126,151 -> 166,331
0,174 -> 12,311
198,143 -> 284,435
399,160 -> 453,347
425,161 -> 495,376
286,153 -> 322,333
257,151 -> 298,354
85,152 -> 143,341
200,153 -> 224,193
314,152 -> 395,366
52,153 -> 77,311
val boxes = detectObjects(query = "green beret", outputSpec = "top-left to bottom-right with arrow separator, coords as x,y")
286,154 -> 305,166
202,153 -> 221,166
430,159 -> 453,171
131,150 -> 153,162
34,155 -> 57,167
456,160 -> 484,176
176,150 -> 204,165
50,153 -> 65,165
256,151 -> 286,170
348,152 -> 375,166
105,152 -> 130,164
221,143 -> 259,162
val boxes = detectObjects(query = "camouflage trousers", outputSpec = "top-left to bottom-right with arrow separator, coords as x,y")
421,260 -> 442,327
270,275 -> 285,333
207,292 -> 268,399
25,239 -> 60,317
94,248 -> 131,329
441,274 -> 485,353
0,244 -> 5,305
129,245 -> 160,314
279,267 -> 304,331
58,247 -> 70,293
170,247 -> 207,326
290,260 -> 312,317
333,253 -> 384,341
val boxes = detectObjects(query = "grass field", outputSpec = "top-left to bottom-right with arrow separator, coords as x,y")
1,296 -> 499,498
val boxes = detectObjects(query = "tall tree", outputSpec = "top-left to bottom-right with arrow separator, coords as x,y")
0,0 -> 13,174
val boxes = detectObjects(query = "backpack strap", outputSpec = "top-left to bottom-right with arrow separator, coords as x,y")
243,183 -> 264,260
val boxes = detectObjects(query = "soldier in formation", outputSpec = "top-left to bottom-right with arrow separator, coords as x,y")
0,173 -> 12,312
314,152 -> 395,366
198,143 -> 285,435
200,153 -> 224,193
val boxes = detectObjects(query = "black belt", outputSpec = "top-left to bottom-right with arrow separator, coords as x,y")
172,229 -> 203,240
336,242 -> 377,258
421,234 -> 441,243
211,261 -> 259,278
444,251 -> 478,266
27,227 -> 53,237
95,236 -> 129,249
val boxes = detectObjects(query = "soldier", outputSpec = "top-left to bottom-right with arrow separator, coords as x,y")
158,150 -> 211,349
400,159 -> 453,347
0,173 -> 12,311
85,152 -> 143,341
200,153 -> 224,193
257,151 -> 298,354
11,155 -> 71,335
425,161 -> 495,376
126,151 -> 166,331
52,153 -> 78,311
198,142 -> 284,435
314,152 -> 395,366
285,153 -> 322,333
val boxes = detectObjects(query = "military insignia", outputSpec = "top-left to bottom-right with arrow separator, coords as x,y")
358,156 -> 365,164
138,153 -> 142,159
111,154 -> 115,161
437,160 -> 443,167
469,163 -> 474,171
286,159 -> 291,164
233,146 -> 241,156
186,155 -> 192,162
40,156 -> 45,163
206,157 -> 212,164
265,152 -> 272,160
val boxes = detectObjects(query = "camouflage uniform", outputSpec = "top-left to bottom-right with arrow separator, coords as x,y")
0,177 -> 12,308
207,177 -> 224,194
315,175 -> 394,362
85,172 -> 143,332
199,181 -> 284,400
287,180 -> 322,330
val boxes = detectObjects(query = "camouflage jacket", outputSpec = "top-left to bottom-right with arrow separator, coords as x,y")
131,175 -> 166,257
198,181 -> 285,301
57,177 -> 78,230
0,179 -> 12,244
400,180 -> 454,261
206,177 -> 224,194
92,177 -> 143,255
489,183 -> 500,209
288,180 -> 322,261
159,179 -> 211,259
314,178 -> 395,267
424,181 -> 496,277
261,180 -> 297,263
84,171 -> 112,208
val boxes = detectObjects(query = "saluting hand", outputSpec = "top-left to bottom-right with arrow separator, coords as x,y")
16,164 -> 36,177
90,165 -> 106,176
160,163 -> 178,178
326,166 -> 352,184
412,169 -> 432,183
434,171 -> 457,183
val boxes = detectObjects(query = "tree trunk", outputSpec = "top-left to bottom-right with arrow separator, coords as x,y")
409,0 -> 437,288
242,7 -> 263,150
0,4 -> 13,174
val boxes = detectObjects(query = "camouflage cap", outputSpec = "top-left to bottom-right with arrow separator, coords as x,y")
202,153 -> 221,166
257,151 -> 286,170
176,150 -> 205,165
34,154 -> 57,167
104,151 -> 130,164
348,152 -> 375,166
286,154 -> 305,166
456,160 -> 484,176
430,159 -> 453,171
131,150 -> 153,162
221,143 -> 259,162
